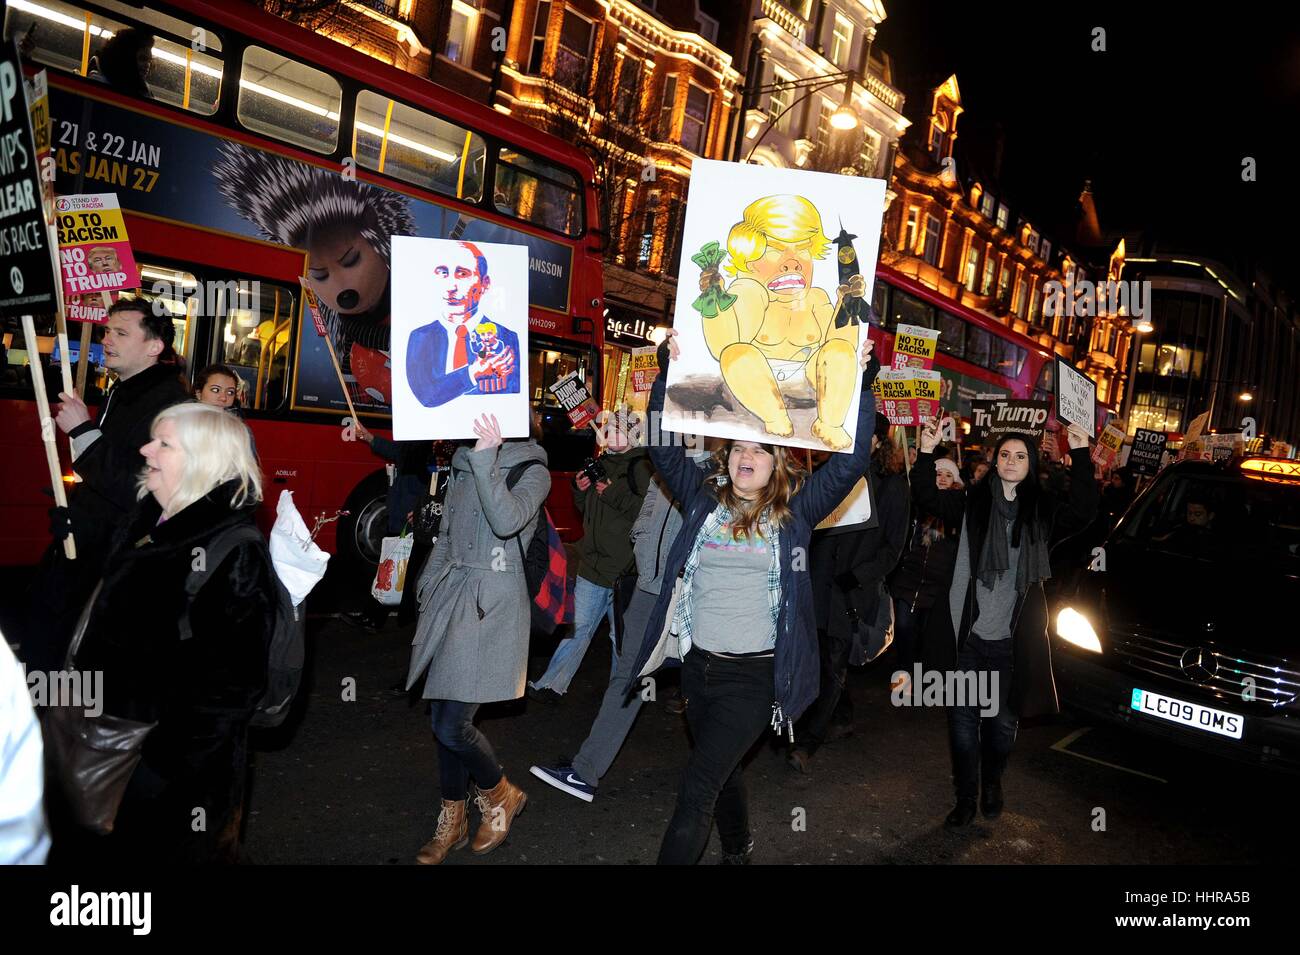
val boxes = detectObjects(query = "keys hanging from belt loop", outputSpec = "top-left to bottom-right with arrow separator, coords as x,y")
770,702 -> 784,734
786,718 -> 795,745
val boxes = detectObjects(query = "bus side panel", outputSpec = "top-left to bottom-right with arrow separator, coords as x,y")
0,399 -> 73,566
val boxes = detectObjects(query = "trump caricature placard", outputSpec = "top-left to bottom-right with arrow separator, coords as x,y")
390,236 -> 530,440
665,159 -> 887,453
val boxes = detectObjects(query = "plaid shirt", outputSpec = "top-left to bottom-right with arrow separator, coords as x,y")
671,503 -> 781,656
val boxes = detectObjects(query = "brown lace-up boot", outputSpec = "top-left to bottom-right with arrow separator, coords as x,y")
471,775 -> 527,854
416,799 -> 468,865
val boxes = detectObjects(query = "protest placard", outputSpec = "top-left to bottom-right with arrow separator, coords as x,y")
1091,422 -> 1125,469
1129,428 -> 1167,475
1055,358 -> 1096,431
390,236 -> 530,440
629,346 -> 659,393
874,369 -> 941,426
969,398 -> 1052,444
0,38 -> 59,320
56,193 -> 141,323
891,323 -> 939,370
664,159 -> 885,453
549,370 -> 601,429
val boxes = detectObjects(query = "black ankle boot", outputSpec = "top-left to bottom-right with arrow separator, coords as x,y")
719,838 -> 754,864
981,781 -> 1004,819
944,800 -> 977,829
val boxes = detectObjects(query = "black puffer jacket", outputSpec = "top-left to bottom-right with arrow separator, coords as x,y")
888,512 -> 960,613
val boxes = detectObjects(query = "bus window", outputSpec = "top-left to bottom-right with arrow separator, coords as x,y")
530,343 -> 596,469
354,91 -> 486,201
995,340 -> 1027,379
214,280 -> 296,413
936,309 -> 966,360
871,280 -> 889,329
238,46 -> 341,154
890,287 -> 934,331
966,324 -> 992,369
494,149 -> 581,237
5,1 -> 223,115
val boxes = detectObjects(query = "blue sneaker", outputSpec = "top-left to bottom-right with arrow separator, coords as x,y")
529,764 -> 595,803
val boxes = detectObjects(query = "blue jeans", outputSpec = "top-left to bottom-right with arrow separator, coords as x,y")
530,576 -> 616,695
946,635 -> 1017,803
429,700 -> 502,801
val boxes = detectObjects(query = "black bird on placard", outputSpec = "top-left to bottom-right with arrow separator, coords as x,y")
833,221 -> 874,328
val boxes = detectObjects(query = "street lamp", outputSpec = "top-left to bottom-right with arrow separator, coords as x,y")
1239,388 -> 1254,402
729,70 -> 862,164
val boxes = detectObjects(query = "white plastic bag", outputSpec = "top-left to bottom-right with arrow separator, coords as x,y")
371,533 -> 413,606
269,490 -> 330,606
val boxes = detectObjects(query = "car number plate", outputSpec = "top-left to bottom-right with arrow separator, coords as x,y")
1130,688 -> 1244,739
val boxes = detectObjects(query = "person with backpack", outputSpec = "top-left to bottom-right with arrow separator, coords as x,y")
527,409 -> 653,703
406,413 -> 551,865
53,403 -> 275,863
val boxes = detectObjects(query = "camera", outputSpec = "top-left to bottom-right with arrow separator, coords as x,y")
580,456 -> 608,486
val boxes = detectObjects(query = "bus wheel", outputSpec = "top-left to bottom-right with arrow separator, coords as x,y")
338,472 -> 389,570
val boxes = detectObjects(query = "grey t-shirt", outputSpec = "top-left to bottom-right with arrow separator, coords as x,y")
950,515 -> 1020,642
689,515 -> 776,654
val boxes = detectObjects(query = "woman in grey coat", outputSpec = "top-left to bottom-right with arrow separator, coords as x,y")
406,413 -> 551,864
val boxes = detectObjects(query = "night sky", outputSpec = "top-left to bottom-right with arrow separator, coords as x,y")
875,1 -> 1298,292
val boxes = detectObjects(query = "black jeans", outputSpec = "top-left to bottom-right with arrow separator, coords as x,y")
657,648 -> 774,865
892,599 -> 929,679
796,627 -> 851,756
429,700 -> 502,801
946,634 -> 1018,803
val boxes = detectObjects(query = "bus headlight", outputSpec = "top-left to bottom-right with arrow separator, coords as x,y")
1056,607 -> 1102,653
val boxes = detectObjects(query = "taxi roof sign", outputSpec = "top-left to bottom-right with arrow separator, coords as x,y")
1240,457 -> 1300,483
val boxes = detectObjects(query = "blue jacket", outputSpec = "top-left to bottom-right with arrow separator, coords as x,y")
626,346 -> 881,730
406,318 -> 521,408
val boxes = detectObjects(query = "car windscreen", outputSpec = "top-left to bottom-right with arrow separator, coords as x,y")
1122,471 -> 1300,571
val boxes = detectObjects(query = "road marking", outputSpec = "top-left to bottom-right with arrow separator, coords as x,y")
1050,726 -> 1168,783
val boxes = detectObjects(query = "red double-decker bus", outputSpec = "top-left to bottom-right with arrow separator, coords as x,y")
1,0 -> 605,575
869,262 -> 1098,439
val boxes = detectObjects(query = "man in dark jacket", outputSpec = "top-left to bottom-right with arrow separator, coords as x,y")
528,412 -> 653,701
21,300 -> 189,671
790,412 -> 909,771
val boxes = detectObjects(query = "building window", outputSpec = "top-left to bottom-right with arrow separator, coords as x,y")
697,12 -> 719,44
902,207 -> 919,252
658,74 -> 678,140
527,1 -> 551,74
980,192 -> 995,218
445,0 -> 479,64
922,215 -> 942,265
831,13 -> 854,69
615,52 -> 644,123
981,255 -> 996,295
928,122 -> 944,161
815,97 -> 838,151
1015,275 -> 1029,317
1026,230 -> 1039,254
769,66 -> 796,134
963,244 -> 980,289
637,193 -> 660,267
554,7 -> 595,89
859,129 -> 880,176
997,262 -> 1011,301
1040,239 -> 1051,264
996,203 -> 1009,230
680,82 -> 712,154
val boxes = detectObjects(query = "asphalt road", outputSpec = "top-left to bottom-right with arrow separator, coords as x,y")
241,614 -> 1298,865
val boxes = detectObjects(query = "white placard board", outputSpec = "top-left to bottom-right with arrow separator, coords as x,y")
1055,358 -> 1097,432
390,236 -> 530,440
664,159 -> 887,453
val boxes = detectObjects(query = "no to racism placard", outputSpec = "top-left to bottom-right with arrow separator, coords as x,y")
1091,422 -> 1126,469
0,36 -> 59,319
56,193 -> 140,322
1129,428 -> 1167,475
891,323 -> 939,370
629,346 -> 659,393
1055,357 -> 1097,432
873,368 -> 942,426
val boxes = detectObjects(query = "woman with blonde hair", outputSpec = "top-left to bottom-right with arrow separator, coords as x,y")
627,328 -> 880,864
59,402 -> 275,862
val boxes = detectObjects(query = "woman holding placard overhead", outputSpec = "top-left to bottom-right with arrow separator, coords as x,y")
628,328 -> 881,865
914,416 -> 1097,829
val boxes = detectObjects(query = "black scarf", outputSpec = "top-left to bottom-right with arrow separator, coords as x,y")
977,483 -> 1051,594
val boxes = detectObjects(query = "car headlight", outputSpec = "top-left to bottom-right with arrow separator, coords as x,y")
1056,607 -> 1102,653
